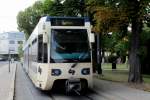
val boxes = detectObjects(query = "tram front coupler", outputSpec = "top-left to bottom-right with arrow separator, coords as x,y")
65,78 -> 81,94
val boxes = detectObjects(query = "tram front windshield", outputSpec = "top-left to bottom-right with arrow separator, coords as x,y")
50,29 -> 91,63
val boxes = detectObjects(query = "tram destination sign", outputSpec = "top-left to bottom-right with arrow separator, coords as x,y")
51,18 -> 85,26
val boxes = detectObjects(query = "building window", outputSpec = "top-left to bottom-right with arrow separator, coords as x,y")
18,41 -> 23,44
9,40 -> 15,44
9,47 -> 15,51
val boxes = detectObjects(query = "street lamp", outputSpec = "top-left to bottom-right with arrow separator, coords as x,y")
8,49 -> 14,73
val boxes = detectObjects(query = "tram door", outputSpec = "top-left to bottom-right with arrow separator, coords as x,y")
37,35 -> 48,81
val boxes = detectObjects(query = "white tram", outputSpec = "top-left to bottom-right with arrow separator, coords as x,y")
23,16 -> 94,93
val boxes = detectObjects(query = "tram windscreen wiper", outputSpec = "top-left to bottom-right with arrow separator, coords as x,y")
71,62 -> 78,68
79,51 -> 90,60
70,52 -> 89,68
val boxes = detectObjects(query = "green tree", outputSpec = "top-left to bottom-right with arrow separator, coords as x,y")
17,0 -> 65,39
63,0 -> 86,16
86,0 -> 129,74
126,0 -> 149,83
18,44 -> 23,60
43,0 -> 64,16
87,0 -> 149,83
17,1 -> 44,39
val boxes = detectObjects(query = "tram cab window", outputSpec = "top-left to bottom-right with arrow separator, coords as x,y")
38,35 -> 47,63
50,29 -> 91,63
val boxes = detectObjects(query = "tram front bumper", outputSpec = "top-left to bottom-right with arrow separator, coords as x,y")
65,78 -> 81,93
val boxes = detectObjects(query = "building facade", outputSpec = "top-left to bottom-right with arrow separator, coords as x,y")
0,32 -> 25,58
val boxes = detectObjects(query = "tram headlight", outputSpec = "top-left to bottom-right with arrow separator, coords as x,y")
81,68 -> 90,75
51,69 -> 61,76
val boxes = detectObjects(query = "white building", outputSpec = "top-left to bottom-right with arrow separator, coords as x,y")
0,32 -> 25,56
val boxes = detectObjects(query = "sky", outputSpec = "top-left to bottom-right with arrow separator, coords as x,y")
0,0 -> 38,33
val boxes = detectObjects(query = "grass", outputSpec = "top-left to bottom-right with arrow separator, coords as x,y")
96,63 -> 150,91
101,63 -> 129,70
100,63 -> 150,84
99,70 -> 129,82
143,75 -> 150,83
99,63 -> 129,82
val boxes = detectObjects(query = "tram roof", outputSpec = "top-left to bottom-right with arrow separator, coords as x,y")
45,16 -> 89,22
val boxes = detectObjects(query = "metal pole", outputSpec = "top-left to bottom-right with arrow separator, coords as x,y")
8,50 -> 10,73
97,34 -> 102,74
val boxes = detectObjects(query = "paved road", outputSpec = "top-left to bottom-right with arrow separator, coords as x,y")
0,61 -> 8,76
14,64 -> 108,100
0,61 -> 8,66
0,61 -> 16,100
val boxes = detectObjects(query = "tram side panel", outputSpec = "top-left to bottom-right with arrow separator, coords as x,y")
27,37 -> 38,87
27,34 -> 47,88
23,47 -> 29,73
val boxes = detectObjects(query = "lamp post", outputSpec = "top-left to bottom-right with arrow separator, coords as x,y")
8,49 -> 14,73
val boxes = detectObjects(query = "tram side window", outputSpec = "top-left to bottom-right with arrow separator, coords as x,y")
32,38 -> 38,62
38,35 -> 47,63
38,35 -> 43,62
43,43 -> 47,63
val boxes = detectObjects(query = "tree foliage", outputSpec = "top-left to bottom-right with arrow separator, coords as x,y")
63,0 -> 85,16
17,1 -> 44,39
86,0 -> 129,34
43,0 -> 64,16
18,44 -> 23,60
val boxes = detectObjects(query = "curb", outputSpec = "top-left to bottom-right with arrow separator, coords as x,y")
7,63 -> 17,100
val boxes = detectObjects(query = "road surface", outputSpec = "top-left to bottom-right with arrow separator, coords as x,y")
14,63 -> 108,100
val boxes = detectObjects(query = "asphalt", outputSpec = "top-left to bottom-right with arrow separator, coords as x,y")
0,61 -> 16,100
14,63 -> 53,100
14,63 -> 108,100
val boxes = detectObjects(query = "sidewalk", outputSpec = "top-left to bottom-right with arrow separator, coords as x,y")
93,77 -> 150,100
0,62 -> 16,100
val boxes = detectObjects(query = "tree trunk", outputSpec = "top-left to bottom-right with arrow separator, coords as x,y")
128,16 -> 143,83
92,42 -> 97,73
